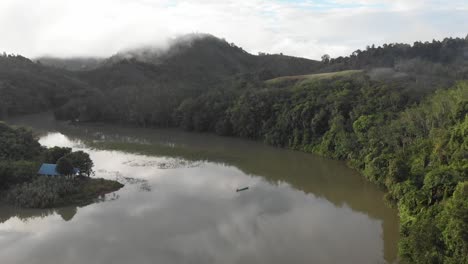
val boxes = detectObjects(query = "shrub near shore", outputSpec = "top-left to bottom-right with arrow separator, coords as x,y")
6,176 -> 123,209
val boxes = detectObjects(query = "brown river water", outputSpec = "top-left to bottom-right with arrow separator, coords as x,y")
1,114 -> 399,264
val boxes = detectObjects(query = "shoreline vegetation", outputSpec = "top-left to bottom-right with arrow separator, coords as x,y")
0,122 -> 124,209
5,176 -> 124,209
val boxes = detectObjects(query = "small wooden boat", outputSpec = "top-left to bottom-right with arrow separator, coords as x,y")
236,187 -> 249,192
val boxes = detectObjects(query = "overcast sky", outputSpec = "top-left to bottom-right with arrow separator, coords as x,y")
0,0 -> 467,60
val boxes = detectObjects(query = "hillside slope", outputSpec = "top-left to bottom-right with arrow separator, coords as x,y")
2,34 -> 320,123
0,55 -> 98,118
81,34 -> 320,90
54,34 -> 321,125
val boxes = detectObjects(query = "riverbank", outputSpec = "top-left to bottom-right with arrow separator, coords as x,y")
5,113 -> 401,262
69,82 -> 467,262
5,176 -> 124,209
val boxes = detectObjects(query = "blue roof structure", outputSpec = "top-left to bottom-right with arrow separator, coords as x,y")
38,163 -> 79,176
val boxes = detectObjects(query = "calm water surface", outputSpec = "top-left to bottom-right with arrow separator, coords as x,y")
1,114 -> 399,264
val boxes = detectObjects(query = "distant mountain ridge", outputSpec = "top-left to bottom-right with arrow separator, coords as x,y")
36,57 -> 104,71
37,33 -> 320,77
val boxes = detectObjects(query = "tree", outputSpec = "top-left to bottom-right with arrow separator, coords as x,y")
0,122 -> 42,160
56,157 -> 74,176
64,151 -> 93,177
440,182 -> 468,264
43,147 -> 72,164
321,54 -> 330,63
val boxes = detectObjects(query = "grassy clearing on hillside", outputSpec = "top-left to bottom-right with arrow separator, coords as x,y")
265,70 -> 363,84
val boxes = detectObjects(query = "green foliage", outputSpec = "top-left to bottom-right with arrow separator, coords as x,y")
56,157 -> 75,175
0,54 -> 99,118
43,146 -> 72,164
0,122 -> 42,160
322,37 -> 468,74
174,90 -> 235,133
229,89 -> 287,139
439,182 -> 468,264
6,176 -> 78,208
0,122 -> 114,209
314,114 -> 356,159
382,83 -> 467,263
42,147 -> 94,176
49,35 -> 321,127
65,151 -> 94,176
399,206 -> 444,264
54,92 -> 112,122
0,122 -> 43,189
423,167 -> 461,204
5,176 -> 123,208
0,121 -> 100,193
0,160 -> 39,190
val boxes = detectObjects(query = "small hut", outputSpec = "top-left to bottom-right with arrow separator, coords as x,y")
38,163 -> 80,178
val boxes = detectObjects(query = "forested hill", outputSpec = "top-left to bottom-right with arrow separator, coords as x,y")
41,34 -> 320,77
55,34 -> 468,127
0,54 -> 100,118
5,34 -> 467,126
20,34 -> 321,125
320,37 -> 468,71
78,34 -> 320,92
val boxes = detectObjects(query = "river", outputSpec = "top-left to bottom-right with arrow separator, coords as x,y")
1,114 -> 399,264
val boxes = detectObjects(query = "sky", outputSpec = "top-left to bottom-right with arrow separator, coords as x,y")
0,0 -> 467,60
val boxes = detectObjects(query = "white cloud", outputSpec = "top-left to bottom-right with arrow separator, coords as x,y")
0,0 -> 466,60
